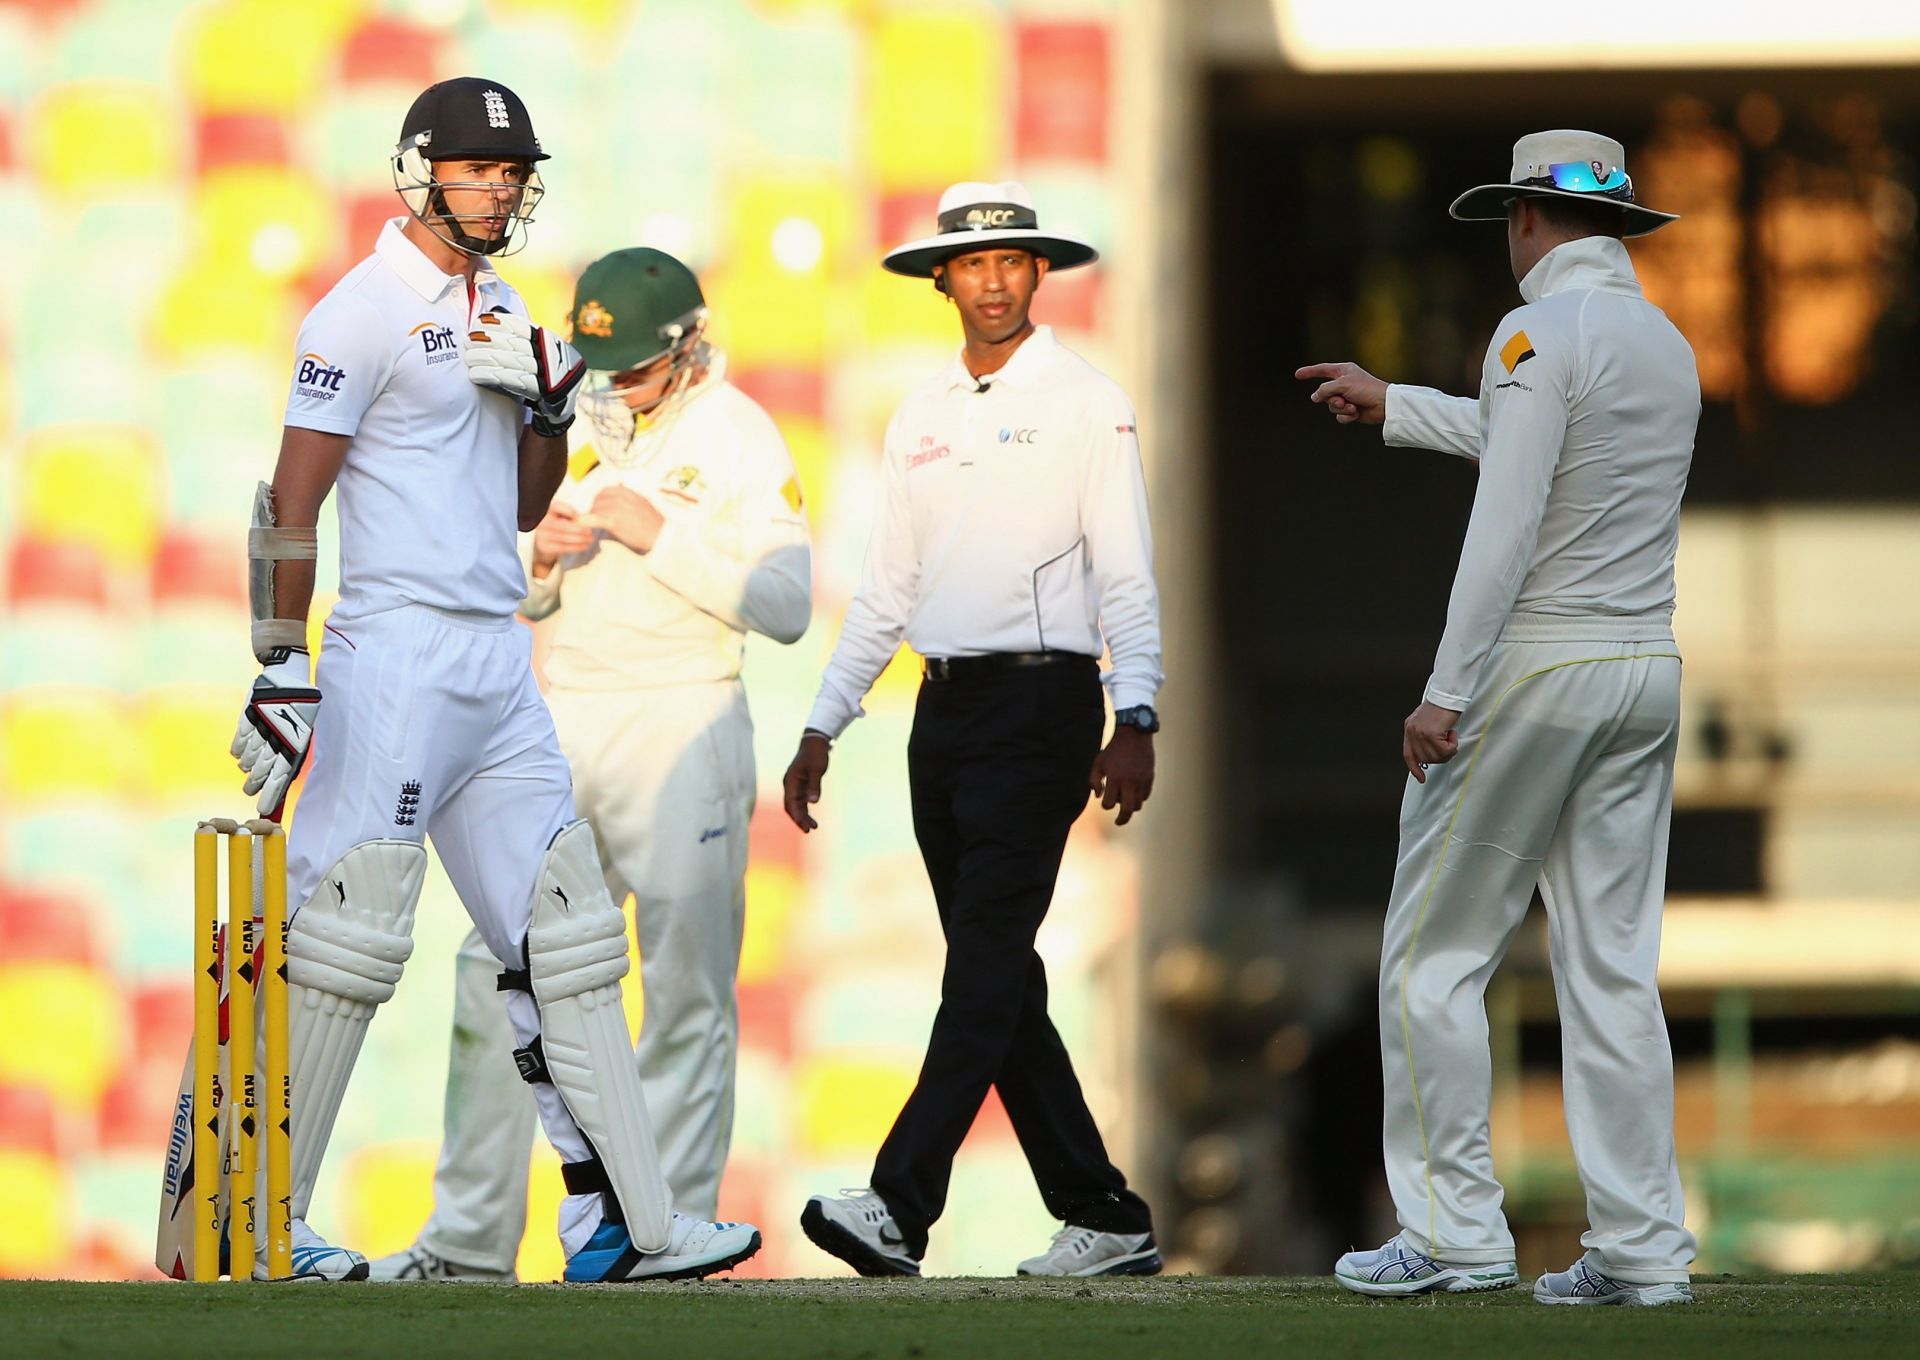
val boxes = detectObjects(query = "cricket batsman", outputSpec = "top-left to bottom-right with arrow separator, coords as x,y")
1300,130 -> 1699,1305
371,248 -> 812,1281
156,78 -> 759,1283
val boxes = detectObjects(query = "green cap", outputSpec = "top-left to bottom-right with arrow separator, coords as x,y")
568,248 -> 706,372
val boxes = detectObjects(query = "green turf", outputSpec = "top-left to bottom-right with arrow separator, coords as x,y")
4,1275 -> 1915,1359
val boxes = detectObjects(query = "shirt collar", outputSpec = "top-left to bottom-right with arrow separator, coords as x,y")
375,217 -> 503,303
1519,236 -> 1644,305
943,324 -> 1062,394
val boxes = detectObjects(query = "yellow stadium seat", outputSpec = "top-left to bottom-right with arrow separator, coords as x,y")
517,1149 -> 567,1282
773,415 -> 830,532
184,0 -> 359,117
193,166 -> 334,282
25,81 -> 179,196
726,173 -> 857,277
18,425 -> 164,572
139,687 -> 244,800
0,1148 -> 71,1276
797,1057 -> 917,1155
339,1139 -> 438,1263
740,862 -> 801,985
869,7 -> 1002,191
152,259 -> 296,359
488,0 -> 627,31
0,961 -> 127,1118
860,268 -> 958,350
706,265 -> 829,368
1,692 -> 133,801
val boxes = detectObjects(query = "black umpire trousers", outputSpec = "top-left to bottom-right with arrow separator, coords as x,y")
871,654 -> 1154,1255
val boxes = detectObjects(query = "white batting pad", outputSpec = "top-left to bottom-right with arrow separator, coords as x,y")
255,838 -> 425,1265
528,819 -> 673,1252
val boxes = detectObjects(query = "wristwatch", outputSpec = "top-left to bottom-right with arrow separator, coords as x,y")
1113,705 -> 1160,734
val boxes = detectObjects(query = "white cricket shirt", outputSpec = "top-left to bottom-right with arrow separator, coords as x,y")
1382,236 -> 1700,709
520,378 -> 813,687
805,325 -> 1161,739
283,218 -> 532,621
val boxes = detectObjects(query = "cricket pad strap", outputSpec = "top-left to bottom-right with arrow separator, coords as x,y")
527,819 -> 673,1252
267,839 -> 426,1236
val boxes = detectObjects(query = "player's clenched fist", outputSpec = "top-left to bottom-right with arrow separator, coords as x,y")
463,307 -> 585,436
231,649 -> 321,820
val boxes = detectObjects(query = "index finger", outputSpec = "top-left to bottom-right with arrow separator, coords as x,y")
1294,362 -> 1347,382
547,501 -> 579,520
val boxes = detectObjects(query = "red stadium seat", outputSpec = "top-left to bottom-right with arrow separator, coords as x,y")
0,883 -> 101,965
150,528 -> 246,607
341,17 -> 442,85
194,113 -> 289,172
0,1082 -> 58,1154
6,537 -> 109,609
131,981 -> 195,1063
731,366 -> 826,421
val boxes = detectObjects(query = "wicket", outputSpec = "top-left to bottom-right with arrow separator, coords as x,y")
192,817 -> 292,1281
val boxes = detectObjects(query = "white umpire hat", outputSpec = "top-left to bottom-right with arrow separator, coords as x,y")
1449,130 -> 1677,237
882,181 -> 1098,278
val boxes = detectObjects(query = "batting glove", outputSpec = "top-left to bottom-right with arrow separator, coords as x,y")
231,649 -> 321,821
463,307 -> 585,437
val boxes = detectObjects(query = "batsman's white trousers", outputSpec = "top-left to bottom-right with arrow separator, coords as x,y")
419,679 -> 755,1271
288,604 -> 603,1254
1379,621 -> 1697,1285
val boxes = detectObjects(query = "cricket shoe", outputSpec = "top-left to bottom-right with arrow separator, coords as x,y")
367,1242 -> 516,1283
1533,1258 -> 1693,1307
563,1212 -> 761,1283
256,1219 -> 369,1282
799,1188 -> 920,1277
1333,1235 -> 1517,1297
1018,1226 -> 1162,1277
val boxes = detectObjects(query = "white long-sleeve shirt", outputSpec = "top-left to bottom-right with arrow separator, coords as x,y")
1382,236 -> 1699,709
521,379 -> 812,688
805,325 -> 1161,739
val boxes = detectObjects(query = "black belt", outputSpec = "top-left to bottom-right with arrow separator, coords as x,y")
921,651 -> 1091,682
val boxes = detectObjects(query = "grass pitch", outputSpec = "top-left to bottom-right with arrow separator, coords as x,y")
5,1274 -> 1914,1359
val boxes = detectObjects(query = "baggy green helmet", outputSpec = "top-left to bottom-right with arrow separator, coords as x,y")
568,247 -> 706,373
569,247 -> 716,464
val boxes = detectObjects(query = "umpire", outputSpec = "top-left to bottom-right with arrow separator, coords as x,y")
784,182 -> 1163,1278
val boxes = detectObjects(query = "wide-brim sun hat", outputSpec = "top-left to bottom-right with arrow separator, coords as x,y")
882,181 -> 1098,277
1449,129 -> 1677,237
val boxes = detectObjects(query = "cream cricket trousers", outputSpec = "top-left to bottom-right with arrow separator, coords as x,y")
1379,623 -> 1698,1285
419,680 -> 755,1270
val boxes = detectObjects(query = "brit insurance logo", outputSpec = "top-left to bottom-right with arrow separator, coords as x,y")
410,320 -> 459,365
294,352 -> 345,401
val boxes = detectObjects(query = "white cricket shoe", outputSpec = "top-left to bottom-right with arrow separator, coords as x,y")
1333,1235 -> 1517,1297
1533,1258 -> 1693,1306
563,1211 -> 761,1283
799,1188 -> 920,1277
1018,1226 -> 1162,1277
256,1218 -> 369,1282
367,1242 -> 516,1283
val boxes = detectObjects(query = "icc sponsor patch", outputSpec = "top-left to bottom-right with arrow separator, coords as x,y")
294,352 -> 345,400
1500,330 -> 1537,373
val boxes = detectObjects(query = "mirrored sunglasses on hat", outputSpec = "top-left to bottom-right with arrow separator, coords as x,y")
1519,161 -> 1635,201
